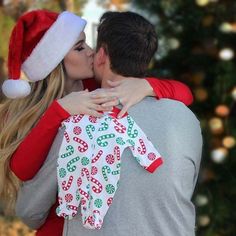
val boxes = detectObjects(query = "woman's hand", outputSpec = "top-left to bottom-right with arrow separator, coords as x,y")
102,78 -> 154,118
57,89 -> 119,117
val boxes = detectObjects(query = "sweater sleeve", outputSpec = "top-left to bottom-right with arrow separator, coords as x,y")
10,100 -> 70,181
145,78 -> 193,106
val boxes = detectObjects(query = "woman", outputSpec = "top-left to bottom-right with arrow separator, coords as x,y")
0,10 -> 193,236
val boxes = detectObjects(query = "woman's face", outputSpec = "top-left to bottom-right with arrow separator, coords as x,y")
63,32 -> 94,80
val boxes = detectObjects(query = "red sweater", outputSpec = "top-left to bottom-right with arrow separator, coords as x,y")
10,78 -> 193,236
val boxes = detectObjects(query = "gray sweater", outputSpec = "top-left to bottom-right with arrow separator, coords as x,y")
16,98 -> 202,236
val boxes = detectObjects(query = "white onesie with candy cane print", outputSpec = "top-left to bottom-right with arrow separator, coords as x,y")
56,107 -> 163,229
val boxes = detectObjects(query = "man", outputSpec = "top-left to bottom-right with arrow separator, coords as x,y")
16,12 -> 202,236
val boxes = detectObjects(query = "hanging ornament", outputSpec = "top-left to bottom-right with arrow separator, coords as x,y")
209,118 -> 224,134
215,104 -> 230,117
202,15 -> 214,27
219,48 -> 234,60
199,168 -> 216,182
231,87 -> 236,100
220,22 -> 236,33
211,147 -> 228,163
168,38 -> 180,50
194,87 -> 208,102
195,194 -> 209,207
196,0 -> 210,7
198,215 -> 211,227
222,136 -> 236,149
192,72 -> 205,85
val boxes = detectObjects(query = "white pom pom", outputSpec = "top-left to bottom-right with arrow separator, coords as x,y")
2,79 -> 31,99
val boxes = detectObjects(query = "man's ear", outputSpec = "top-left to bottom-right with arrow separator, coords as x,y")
96,47 -> 107,65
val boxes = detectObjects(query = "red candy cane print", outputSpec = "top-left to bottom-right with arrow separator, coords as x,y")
113,119 -> 126,133
92,150 -> 103,163
91,176 -> 103,193
63,131 -> 70,143
114,146 -> 121,161
85,215 -> 95,226
67,205 -> 78,212
77,177 -> 82,187
73,137 -> 88,152
107,197 -> 113,206
62,175 -> 73,191
81,168 -> 90,181
71,114 -> 84,123
137,139 -> 147,155
79,189 -> 89,200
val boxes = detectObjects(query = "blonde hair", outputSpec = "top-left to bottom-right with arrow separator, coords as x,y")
0,63 -> 65,214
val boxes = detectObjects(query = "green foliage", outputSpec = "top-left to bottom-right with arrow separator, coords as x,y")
0,10 -> 15,60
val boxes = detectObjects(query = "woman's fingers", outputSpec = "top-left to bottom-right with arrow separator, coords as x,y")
101,98 -> 120,107
117,104 -> 129,119
91,96 -> 118,105
90,88 -> 118,99
85,108 -> 104,117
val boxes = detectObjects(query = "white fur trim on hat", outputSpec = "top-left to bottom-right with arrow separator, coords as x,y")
22,11 -> 87,82
2,79 -> 31,99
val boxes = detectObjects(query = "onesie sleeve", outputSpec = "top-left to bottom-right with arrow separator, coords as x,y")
126,115 -> 163,173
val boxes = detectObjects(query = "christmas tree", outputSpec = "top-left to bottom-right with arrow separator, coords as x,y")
133,0 -> 236,235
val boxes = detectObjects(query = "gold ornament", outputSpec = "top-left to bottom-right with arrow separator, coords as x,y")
222,136 -> 236,149
195,194 -> 209,207
194,88 -> 208,102
202,15 -> 214,27
231,87 -> 236,100
196,0 -> 210,7
211,147 -> 228,163
198,215 -> 210,227
215,104 -> 230,117
192,72 -> 205,85
209,118 -> 224,134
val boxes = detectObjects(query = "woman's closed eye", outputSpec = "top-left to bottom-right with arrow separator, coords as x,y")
75,46 -> 84,51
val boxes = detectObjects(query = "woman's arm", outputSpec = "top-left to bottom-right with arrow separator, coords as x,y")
146,78 -> 193,106
10,101 -> 69,181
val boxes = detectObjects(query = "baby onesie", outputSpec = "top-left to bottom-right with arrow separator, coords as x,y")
57,107 -> 163,229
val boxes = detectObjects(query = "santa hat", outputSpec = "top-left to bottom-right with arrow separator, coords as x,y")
2,10 -> 86,99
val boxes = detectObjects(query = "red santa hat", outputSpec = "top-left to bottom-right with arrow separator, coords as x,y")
2,10 -> 86,99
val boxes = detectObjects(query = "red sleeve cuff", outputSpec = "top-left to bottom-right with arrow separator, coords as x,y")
146,157 -> 163,173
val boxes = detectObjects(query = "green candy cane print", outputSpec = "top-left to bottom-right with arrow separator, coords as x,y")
67,156 -> 80,172
97,134 -> 115,147
86,124 -> 95,139
60,145 -> 74,158
127,116 -> 138,138
98,122 -> 109,131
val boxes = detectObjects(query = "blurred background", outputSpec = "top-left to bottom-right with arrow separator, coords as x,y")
0,0 -> 236,235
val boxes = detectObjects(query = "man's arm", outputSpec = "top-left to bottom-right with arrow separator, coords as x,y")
15,129 -> 64,229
